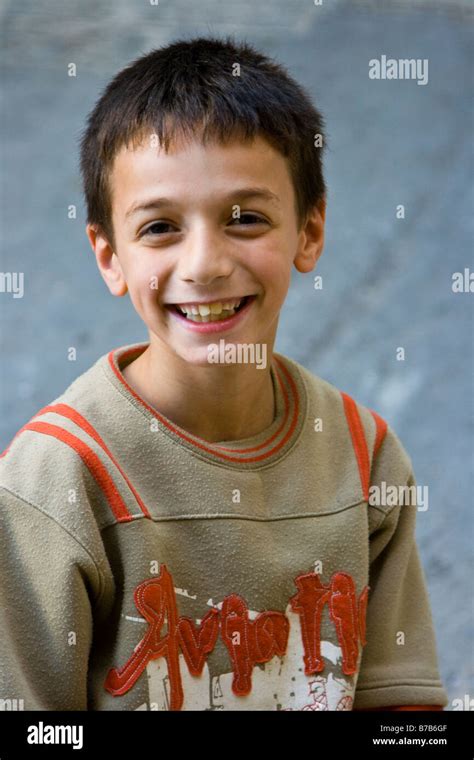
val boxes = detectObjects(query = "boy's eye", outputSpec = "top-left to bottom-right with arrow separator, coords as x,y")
228,213 -> 268,226
141,221 -> 176,237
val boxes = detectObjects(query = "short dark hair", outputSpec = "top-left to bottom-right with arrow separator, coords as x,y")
79,34 -> 328,249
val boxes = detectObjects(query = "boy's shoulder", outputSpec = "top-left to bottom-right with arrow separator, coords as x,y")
0,346 -> 120,536
285,352 -> 380,429
282,353 -> 414,499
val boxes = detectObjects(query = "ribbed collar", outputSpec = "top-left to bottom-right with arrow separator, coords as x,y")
101,341 -> 307,470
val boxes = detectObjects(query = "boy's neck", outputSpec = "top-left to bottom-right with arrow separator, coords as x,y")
121,340 -> 276,443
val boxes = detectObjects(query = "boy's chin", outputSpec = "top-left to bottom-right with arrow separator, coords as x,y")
172,343 -> 241,368
170,339 -> 264,370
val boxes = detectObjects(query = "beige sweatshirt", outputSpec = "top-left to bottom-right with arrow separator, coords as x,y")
0,341 -> 448,711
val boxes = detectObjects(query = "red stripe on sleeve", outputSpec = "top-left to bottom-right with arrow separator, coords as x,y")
39,404 -> 151,519
24,421 -> 134,523
341,392 -> 370,501
369,409 -> 388,459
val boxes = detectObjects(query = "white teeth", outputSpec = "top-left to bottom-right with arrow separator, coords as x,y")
176,298 -> 244,320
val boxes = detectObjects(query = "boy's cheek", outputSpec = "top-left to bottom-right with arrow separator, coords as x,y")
124,281 -> 159,320
127,272 -> 164,304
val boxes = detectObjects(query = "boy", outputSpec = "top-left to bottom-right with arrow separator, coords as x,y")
0,36 -> 448,711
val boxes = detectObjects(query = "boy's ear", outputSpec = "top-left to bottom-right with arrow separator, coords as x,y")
85,224 -> 128,296
294,196 -> 326,274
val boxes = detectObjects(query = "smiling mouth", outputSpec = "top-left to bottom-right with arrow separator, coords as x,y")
166,296 -> 254,323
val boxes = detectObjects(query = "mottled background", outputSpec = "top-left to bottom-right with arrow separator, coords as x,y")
0,0 -> 472,707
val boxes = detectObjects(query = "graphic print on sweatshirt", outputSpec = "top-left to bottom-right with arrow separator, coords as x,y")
104,563 -> 369,711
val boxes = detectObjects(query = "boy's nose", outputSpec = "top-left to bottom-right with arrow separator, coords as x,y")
177,226 -> 234,284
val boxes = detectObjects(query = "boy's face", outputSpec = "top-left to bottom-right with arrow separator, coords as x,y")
87,132 -> 325,367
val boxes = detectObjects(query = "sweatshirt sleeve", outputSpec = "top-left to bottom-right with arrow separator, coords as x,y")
0,486 -> 102,710
353,430 -> 449,710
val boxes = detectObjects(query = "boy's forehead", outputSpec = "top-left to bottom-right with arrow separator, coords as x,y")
110,133 -> 293,215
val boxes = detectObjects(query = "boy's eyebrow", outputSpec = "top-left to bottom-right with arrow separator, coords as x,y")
124,187 -> 281,219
